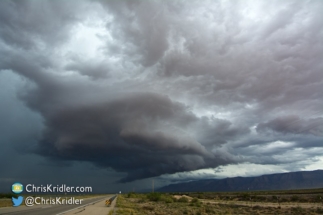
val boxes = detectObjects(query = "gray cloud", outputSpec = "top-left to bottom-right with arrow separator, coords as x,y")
0,0 -> 322,184
257,115 -> 323,136
32,91 -> 235,182
0,0 -> 85,49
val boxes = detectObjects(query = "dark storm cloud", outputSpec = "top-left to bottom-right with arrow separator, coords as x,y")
1,0 -> 322,182
257,115 -> 323,136
33,92 -> 235,182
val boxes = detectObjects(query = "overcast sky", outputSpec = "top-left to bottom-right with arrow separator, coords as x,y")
0,0 -> 322,193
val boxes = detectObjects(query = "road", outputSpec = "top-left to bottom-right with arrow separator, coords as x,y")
63,196 -> 117,215
0,195 -> 114,215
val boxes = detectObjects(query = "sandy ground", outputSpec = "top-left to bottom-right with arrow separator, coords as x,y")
63,196 -> 116,215
173,195 -> 193,200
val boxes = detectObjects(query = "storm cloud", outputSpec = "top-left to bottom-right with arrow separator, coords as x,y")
0,0 -> 322,184
257,115 -> 323,136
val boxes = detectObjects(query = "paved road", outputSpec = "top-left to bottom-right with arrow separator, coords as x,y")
0,195 -> 112,215
63,196 -> 117,215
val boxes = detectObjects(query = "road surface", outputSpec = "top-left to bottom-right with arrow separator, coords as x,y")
0,195 -> 114,215
63,196 -> 117,215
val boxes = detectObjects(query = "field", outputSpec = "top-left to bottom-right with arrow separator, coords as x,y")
115,189 -> 323,215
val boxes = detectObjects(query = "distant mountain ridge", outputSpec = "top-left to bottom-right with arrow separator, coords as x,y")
158,170 -> 323,192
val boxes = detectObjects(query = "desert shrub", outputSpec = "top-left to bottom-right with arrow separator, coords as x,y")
291,195 -> 299,202
178,196 -> 189,203
160,195 -> 174,203
281,198 -> 288,202
190,201 -> 202,207
224,196 -> 231,200
147,192 -> 162,201
205,206 -> 214,213
254,196 -> 266,201
137,198 -> 146,203
191,198 -> 200,203
227,203 -> 240,208
316,207 -> 323,214
127,192 -> 136,198
239,193 -> 250,200
272,195 -> 278,200
197,192 -> 205,199
116,208 -> 136,215
291,206 -> 306,214
142,205 -> 155,211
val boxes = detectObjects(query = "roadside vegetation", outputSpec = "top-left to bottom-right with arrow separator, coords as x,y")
184,188 -> 323,203
0,193 -> 18,207
115,189 -> 323,215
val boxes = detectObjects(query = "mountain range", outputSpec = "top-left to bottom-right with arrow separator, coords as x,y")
158,170 -> 323,192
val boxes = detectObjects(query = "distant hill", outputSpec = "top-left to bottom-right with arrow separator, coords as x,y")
158,170 -> 323,192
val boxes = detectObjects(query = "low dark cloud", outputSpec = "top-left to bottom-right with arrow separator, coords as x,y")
0,0 -> 322,185
31,91 -> 239,182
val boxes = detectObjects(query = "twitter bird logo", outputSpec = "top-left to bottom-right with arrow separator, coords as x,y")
12,196 -> 23,207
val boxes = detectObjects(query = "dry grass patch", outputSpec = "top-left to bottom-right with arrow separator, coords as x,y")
0,199 -> 12,208
115,192 -> 323,215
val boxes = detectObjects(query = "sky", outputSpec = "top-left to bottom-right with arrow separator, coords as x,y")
0,0 -> 322,193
